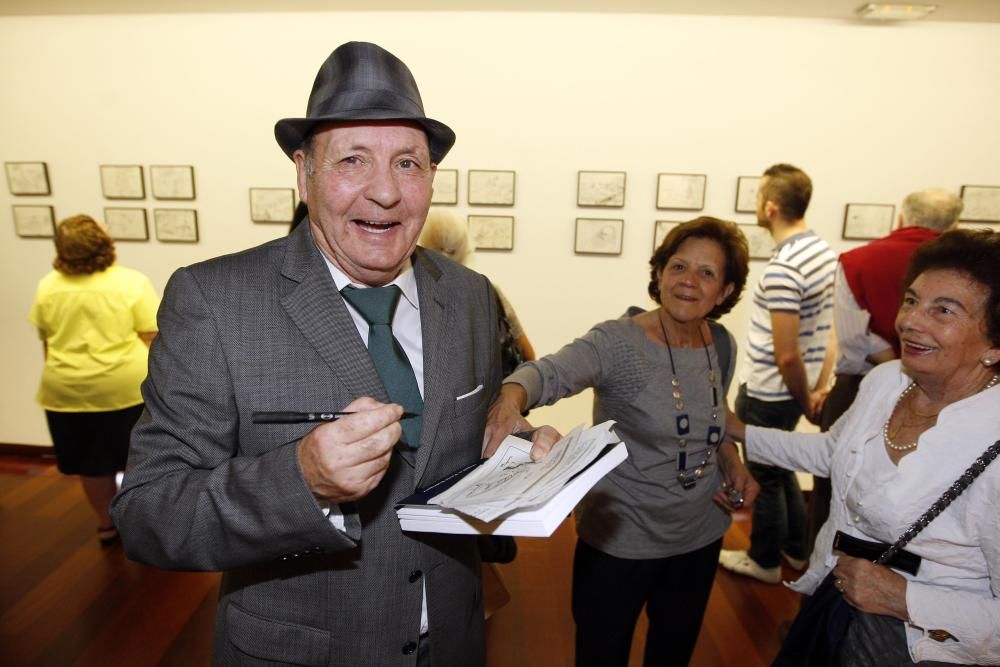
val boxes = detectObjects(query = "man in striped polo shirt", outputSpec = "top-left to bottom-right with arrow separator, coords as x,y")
719,163 -> 837,584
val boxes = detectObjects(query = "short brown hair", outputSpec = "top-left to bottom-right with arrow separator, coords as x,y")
904,228 -> 1000,346
648,216 -> 749,319
53,215 -> 115,276
760,163 -> 812,221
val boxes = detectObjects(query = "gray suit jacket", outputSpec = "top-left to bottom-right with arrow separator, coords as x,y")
111,222 -> 501,666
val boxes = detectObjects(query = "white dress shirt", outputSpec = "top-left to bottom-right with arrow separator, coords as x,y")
832,263 -> 893,375
320,254 -> 429,635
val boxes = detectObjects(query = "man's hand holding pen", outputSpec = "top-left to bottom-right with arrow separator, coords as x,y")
296,397 -> 404,502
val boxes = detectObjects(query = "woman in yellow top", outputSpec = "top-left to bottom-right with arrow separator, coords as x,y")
29,215 -> 159,546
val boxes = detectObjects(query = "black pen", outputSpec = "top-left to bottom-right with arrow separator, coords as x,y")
252,410 -> 421,424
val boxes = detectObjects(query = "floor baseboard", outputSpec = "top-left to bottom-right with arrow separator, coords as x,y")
0,443 -> 56,459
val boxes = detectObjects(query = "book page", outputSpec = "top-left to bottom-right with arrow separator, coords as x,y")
429,421 -> 619,522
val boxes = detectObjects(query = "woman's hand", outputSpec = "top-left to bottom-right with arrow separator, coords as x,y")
713,440 -> 760,512
832,555 -> 909,620
481,384 -> 561,459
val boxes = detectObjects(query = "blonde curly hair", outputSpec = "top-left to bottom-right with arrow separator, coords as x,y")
419,209 -> 470,264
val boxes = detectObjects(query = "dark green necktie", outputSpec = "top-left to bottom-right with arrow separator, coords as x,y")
341,285 -> 423,447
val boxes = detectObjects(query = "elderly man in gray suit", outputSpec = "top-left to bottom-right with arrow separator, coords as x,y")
112,42 -> 508,666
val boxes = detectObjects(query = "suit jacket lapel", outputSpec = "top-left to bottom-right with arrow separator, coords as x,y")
279,223 -> 388,404
412,249 -> 449,486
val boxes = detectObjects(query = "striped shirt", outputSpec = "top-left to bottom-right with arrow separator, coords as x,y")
741,230 -> 836,401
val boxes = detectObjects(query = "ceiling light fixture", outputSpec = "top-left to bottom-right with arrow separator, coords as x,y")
855,3 -> 938,20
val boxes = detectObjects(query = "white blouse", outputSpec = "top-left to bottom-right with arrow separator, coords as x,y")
746,361 -> 1000,664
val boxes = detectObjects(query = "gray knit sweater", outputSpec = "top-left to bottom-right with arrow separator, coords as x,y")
506,310 -> 736,559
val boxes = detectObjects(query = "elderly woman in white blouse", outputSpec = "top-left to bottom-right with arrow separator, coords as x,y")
728,229 -> 1000,666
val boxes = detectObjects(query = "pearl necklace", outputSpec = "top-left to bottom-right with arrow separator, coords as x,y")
657,311 -> 722,490
883,373 -> 1000,452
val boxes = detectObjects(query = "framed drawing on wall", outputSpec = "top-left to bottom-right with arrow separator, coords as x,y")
575,218 -> 624,255
735,176 -> 761,213
468,169 -> 515,206
739,223 -> 774,260
249,187 -> 295,223
653,220 -> 678,251
960,185 -> 1000,223
104,207 -> 149,241
843,203 -> 895,240
5,161 -> 51,196
432,169 -> 458,205
468,215 -> 514,251
154,208 -> 199,242
577,171 -> 626,207
12,205 -> 55,237
150,165 -> 196,200
100,165 -> 145,199
656,173 -> 706,210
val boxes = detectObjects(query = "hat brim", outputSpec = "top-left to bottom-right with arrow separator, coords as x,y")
274,112 -> 455,164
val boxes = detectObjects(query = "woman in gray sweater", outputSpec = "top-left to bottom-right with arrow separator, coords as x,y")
484,217 -> 758,666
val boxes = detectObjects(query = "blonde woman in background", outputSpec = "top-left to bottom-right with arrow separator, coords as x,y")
419,208 -> 536,367
29,215 -> 159,546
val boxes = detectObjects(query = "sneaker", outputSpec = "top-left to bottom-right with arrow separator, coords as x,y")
782,551 -> 808,571
718,549 -> 782,584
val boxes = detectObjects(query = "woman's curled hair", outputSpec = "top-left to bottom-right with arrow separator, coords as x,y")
53,214 -> 115,276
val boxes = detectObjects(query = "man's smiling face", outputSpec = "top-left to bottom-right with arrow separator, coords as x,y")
295,121 -> 435,286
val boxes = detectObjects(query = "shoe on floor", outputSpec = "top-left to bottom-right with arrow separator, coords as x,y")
97,525 -> 119,547
718,549 -> 781,584
782,551 -> 807,571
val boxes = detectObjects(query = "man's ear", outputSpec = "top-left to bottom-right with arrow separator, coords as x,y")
293,149 -> 309,205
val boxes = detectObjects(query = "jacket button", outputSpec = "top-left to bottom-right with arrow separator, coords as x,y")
408,570 -> 422,583
402,641 -> 418,655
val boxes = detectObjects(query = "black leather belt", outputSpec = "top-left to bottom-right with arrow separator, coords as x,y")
833,530 -> 921,576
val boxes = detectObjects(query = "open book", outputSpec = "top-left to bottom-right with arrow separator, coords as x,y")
395,421 -> 628,537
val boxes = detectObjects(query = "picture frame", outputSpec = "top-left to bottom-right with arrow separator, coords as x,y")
5,161 -> 51,196
468,169 -> 515,206
468,215 -> 514,251
431,169 -> 459,205
653,220 -> 679,251
100,165 -> 145,200
154,208 -> 199,242
575,217 -> 624,256
12,204 -> 55,237
842,203 -> 895,240
735,176 -> 761,213
959,185 -> 1000,223
738,223 -> 775,260
104,207 -> 149,241
656,173 -> 706,210
150,165 -> 196,200
577,171 -> 626,208
249,187 -> 296,223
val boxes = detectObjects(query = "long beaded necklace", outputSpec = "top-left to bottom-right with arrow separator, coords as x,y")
658,311 -> 722,490
884,373 -> 1000,452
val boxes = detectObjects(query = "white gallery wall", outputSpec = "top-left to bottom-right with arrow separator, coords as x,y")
2,11 -> 999,447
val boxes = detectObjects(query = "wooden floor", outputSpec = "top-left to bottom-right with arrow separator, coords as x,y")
0,456 -> 802,666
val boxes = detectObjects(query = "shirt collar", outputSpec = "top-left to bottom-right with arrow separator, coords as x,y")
773,228 -> 815,252
320,252 -> 419,311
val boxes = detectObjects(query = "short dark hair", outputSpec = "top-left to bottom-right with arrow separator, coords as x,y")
53,215 -> 115,276
648,216 -> 749,320
761,163 -> 812,220
904,228 -> 1000,346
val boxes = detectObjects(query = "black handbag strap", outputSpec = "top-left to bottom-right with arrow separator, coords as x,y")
877,439 -> 1000,566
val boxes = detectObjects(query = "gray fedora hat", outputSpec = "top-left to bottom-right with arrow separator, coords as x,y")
274,41 -> 455,163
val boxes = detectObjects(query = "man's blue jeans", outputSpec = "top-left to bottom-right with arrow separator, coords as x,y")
736,384 -> 806,569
